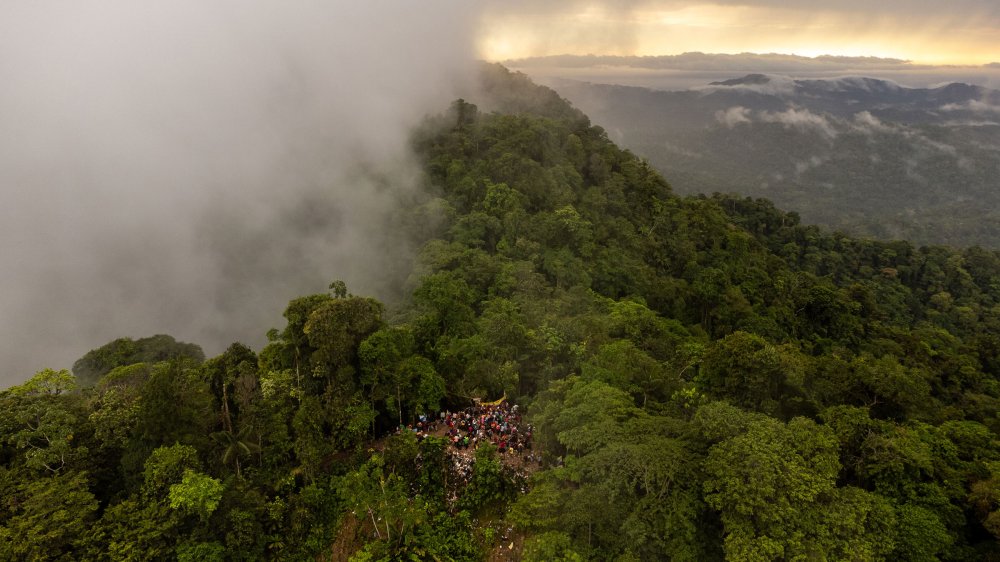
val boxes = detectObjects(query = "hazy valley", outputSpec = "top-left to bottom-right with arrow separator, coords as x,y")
525,68 -> 1000,248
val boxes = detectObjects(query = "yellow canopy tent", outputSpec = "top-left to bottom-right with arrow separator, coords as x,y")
479,393 -> 506,407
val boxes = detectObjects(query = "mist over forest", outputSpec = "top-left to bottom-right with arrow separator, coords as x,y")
3,4 -> 999,388
3,62 -> 1000,560
3,3 -> 1000,561
0,2 -> 480,386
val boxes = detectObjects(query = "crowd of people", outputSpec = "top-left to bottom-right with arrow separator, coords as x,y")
441,402 -> 533,456
397,401 -> 535,460
394,401 -> 541,506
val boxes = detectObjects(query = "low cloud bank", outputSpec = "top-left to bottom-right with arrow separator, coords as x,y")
0,2 -> 479,385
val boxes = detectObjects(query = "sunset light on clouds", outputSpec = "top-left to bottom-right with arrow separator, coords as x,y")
476,1 -> 1000,65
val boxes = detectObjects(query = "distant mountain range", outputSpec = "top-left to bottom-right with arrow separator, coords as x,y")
507,53 -> 922,72
545,74 -> 1000,248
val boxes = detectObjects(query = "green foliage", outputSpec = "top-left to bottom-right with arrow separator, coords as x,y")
8,368 -> 77,397
341,449 -> 482,561
142,443 -> 201,500
304,296 -> 384,377
702,416 -> 897,560
211,428 -> 259,478
349,510 -> 481,562
7,399 -> 85,474
515,378 -> 710,560
89,363 -> 148,449
82,499 -> 183,561
339,455 -> 429,551
970,462 -> 1000,540
168,469 -> 224,522
358,327 -> 445,426
176,541 -> 225,562
73,334 -> 204,387
460,443 -> 518,514
5,64 -> 1000,561
895,503 -> 954,561
553,76 -> 1000,248
583,339 -> 677,407
522,531 -> 585,562
0,471 -> 98,560
698,331 -> 809,418
136,361 -> 212,446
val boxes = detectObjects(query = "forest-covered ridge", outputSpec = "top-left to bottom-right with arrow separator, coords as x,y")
1,64 -> 1000,561
544,73 -> 1000,248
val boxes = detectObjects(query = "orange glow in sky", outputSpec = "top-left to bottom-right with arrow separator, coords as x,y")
476,4 -> 999,66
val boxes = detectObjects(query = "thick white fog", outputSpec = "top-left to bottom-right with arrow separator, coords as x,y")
0,2 -> 479,386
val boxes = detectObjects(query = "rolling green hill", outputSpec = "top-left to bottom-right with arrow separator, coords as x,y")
1,65 -> 999,561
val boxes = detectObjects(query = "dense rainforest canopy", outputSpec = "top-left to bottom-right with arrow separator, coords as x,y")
2,65 -> 999,561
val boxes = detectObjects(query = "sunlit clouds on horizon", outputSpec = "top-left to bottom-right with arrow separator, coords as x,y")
476,2 -> 1000,66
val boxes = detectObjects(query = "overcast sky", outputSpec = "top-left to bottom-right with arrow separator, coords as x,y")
477,1 -> 1000,65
